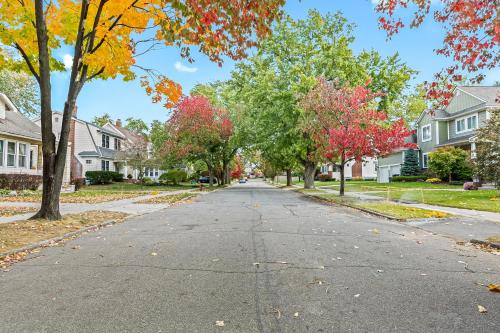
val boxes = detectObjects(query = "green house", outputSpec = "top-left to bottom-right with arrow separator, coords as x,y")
377,86 -> 499,183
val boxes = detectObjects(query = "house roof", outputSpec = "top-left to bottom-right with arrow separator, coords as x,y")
0,93 -> 42,141
78,151 -> 100,157
98,147 -> 117,159
436,133 -> 475,147
459,86 -> 499,106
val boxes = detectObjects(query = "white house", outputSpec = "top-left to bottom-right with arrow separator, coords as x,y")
0,93 -> 42,176
35,110 -> 126,180
319,157 -> 377,181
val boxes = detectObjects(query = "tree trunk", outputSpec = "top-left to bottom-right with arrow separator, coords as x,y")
448,172 -> 452,183
304,161 -> 316,189
286,168 -> 292,186
208,166 -> 214,187
339,161 -> 345,196
225,163 -> 231,185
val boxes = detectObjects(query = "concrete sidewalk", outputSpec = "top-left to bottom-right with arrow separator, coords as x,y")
0,189 -> 199,223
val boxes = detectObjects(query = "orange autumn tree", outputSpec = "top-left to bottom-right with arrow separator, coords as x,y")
0,0 -> 284,219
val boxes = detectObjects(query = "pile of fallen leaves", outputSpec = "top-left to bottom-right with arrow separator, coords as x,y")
0,206 -> 37,217
0,191 -> 149,204
0,210 -> 128,257
135,193 -> 196,204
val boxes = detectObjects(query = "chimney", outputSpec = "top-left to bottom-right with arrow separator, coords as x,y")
116,119 -> 122,128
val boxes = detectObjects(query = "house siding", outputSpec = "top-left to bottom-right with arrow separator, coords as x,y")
448,109 -> 488,140
378,152 -> 403,167
446,89 -> 484,114
417,112 -> 436,154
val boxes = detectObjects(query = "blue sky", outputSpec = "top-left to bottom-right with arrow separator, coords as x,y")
52,0 -> 499,125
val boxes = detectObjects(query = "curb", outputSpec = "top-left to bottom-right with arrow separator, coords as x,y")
470,239 -> 500,250
0,218 -> 121,260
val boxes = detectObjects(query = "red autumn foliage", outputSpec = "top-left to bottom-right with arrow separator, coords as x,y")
375,0 -> 499,108
231,156 -> 244,179
301,78 -> 414,194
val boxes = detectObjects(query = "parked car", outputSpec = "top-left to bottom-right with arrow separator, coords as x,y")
239,178 -> 247,184
199,176 -> 218,184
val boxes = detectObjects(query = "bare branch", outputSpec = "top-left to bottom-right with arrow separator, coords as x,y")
13,42 -> 40,83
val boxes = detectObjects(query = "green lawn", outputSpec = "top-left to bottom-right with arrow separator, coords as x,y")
318,180 -> 462,192
316,194 -> 451,220
370,189 -> 500,213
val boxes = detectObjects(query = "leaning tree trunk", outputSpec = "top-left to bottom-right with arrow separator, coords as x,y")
286,168 -> 292,187
303,161 -> 316,189
208,166 -> 215,187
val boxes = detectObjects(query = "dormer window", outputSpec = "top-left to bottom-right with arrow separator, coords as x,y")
102,134 -> 110,148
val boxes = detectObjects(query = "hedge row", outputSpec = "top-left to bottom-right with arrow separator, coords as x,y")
0,174 -> 43,191
391,175 -> 427,182
85,171 -> 123,184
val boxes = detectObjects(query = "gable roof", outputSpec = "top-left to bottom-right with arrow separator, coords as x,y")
0,93 -> 42,141
458,86 -> 499,106
105,123 -> 148,147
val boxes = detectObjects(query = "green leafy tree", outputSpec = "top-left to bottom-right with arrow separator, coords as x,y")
92,113 -> 113,127
0,69 -> 39,117
474,109 -> 500,187
400,149 -> 421,176
428,147 -> 472,183
388,84 -> 428,126
125,117 -> 148,136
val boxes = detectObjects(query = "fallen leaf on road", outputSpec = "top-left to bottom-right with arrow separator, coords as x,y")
488,284 -> 500,292
253,262 -> 260,267
212,259 -> 220,262
377,269 -> 384,273
420,273 -> 427,276
371,229 -> 380,235
151,252 -> 158,256
416,241 -> 423,244
293,312 -> 299,318
215,320 -> 225,327
354,246 -> 359,249
71,245 -> 80,250
477,305 -> 487,313
354,294 -> 360,298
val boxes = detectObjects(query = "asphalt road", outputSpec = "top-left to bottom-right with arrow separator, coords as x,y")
1,180 -> 499,333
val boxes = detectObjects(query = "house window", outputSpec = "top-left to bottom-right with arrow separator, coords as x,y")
421,124 -> 432,142
101,160 -> 110,171
114,138 -> 121,151
18,143 -> 27,168
155,170 -> 159,177
30,149 -> 34,169
86,160 -> 92,164
422,153 -> 429,169
456,114 -> 477,133
7,142 -> 16,167
102,134 -> 110,148
0,140 -> 3,166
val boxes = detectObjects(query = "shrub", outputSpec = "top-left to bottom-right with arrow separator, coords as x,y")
316,174 -> 333,181
159,169 -> 187,185
142,177 -> 154,185
127,174 -> 133,179
449,180 -> 465,186
0,174 -> 43,190
428,147 -> 472,182
425,178 -> 442,183
463,182 -> 478,190
85,171 -> 123,184
71,178 -> 86,191
391,175 -> 427,182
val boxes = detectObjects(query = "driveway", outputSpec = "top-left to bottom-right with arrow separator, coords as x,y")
1,180 -> 499,332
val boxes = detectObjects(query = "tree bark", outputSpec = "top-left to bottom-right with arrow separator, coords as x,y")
339,161 -> 345,196
208,165 -> 214,187
303,161 -> 316,189
286,168 -> 292,187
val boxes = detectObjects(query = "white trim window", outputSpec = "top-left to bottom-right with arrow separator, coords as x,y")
421,124 -> 432,142
455,114 -> 477,134
422,153 -> 429,169
0,140 -> 3,167
102,134 -> 110,148
18,143 -> 27,168
101,160 -> 110,171
7,141 -> 16,167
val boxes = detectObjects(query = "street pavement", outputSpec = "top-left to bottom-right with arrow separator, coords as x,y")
1,180 -> 499,332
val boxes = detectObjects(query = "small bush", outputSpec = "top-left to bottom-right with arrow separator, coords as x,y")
316,174 -> 333,181
463,182 -> 478,190
0,174 -> 43,190
425,178 -> 442,183
159,169 -> 187,185
142,177 -> 154,185
391,175 -> 427,182
71,178 -> 86,191
127,174 -> 133,179
449,180 -> 465,186
85,171 -> 123,185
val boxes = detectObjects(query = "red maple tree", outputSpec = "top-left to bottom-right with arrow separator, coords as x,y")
301,78 -> 414,195
376,0 -> 499,108
163,95 -> 233,186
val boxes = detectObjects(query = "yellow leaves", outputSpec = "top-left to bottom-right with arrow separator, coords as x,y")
424,210 -> 449,218
488,284 -> 500,292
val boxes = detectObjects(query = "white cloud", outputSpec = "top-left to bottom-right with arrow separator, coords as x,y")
63,54 -> 73,70
174,61 -> 198,73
